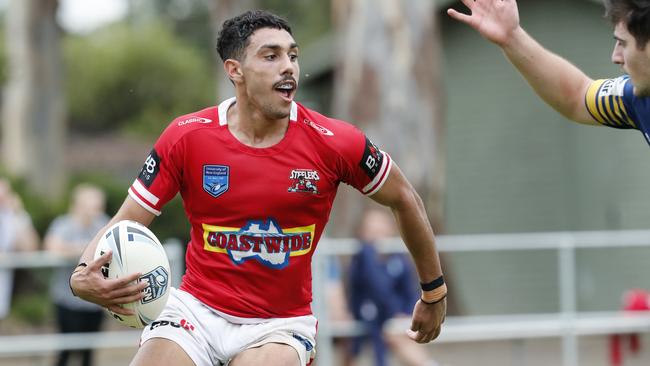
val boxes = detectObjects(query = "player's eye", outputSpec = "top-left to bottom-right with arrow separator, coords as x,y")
264,54 -> 277,61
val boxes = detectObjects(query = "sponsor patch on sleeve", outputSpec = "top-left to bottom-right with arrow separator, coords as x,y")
359,137 -> 384,179
138,149 -> 161,188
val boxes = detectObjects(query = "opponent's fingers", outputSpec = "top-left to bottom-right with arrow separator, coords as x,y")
447,8 -> 475,26
88,250 -> 112,270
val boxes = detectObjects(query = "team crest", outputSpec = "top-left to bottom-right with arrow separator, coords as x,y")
203,165 -> 229,198
288,169 -> 319,194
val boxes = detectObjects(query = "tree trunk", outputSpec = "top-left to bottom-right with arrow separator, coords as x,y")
2,0 -> 65,199
208,0 -> 256,101
330,0 -> 445,235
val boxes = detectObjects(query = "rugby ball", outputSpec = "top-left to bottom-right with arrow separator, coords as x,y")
94,220 -> 171,328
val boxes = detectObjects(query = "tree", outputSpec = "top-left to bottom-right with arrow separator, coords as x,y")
208,0 -> 256,101
2,0 -> 65,198
330,0 -> 446,234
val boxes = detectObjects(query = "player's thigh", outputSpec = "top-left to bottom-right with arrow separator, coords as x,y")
130,338 -> 195,366
230,343 -> 300,366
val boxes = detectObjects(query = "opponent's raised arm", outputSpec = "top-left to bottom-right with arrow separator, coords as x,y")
448,0 -> 597,125
70,196 -> 155,315
370,164 -> 446,344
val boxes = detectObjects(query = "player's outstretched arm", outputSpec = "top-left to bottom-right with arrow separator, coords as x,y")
370,164 -> 446,343
448,0 -> 597,125
70,196 -> 155,315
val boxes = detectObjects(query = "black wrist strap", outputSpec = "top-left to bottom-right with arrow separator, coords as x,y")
420,275 -> 444,291
69,263 -> 87,297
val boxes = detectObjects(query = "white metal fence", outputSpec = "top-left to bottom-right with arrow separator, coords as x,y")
2,232 -> 650,366
312,230 -> 650,366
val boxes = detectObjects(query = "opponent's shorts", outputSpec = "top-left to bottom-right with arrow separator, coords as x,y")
140,288 -> 317,366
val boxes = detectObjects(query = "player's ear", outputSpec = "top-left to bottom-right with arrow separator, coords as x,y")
224,59 -> 243,83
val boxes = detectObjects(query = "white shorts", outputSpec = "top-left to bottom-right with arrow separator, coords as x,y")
140,288 -> 317,366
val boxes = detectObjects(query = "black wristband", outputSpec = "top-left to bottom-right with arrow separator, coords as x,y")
420,294 -> 447,305
69,263 -> 87,297
420,275 -> 444,291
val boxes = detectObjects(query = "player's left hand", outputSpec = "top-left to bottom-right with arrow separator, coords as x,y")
407,297 -> 447,343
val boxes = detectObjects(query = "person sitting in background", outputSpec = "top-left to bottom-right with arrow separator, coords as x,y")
44,183 -> 110,366
0,178 -> 39,321
348,207 -> 441,366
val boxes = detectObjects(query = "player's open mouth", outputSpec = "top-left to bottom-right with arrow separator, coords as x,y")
274,80 -> 296,101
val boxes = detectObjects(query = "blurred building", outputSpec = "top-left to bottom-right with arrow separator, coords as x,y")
441,0 -> 650,315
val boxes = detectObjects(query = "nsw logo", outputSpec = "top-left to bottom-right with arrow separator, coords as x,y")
203,165 -> 229,198
139,266 -> 169,304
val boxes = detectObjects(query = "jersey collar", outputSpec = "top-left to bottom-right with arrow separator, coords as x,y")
217,97 -> 298,126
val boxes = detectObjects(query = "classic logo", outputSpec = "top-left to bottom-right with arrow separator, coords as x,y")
288,169 -> 319,194
202,219 -> 315,269
178,117 -> 212,126
203,165 -> 229,198
303,118 -> 334,136
139,266 -> 169,304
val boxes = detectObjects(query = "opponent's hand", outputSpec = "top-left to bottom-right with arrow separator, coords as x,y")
406,298 -> 447,343
447,0 -> 521,47
69,250 -> 147,315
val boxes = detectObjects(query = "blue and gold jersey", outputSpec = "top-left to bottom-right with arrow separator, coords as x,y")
585,75 -> 650,144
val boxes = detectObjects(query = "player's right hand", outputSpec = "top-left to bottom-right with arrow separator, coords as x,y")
69,250 -> 147,316
447,0 -> 521,47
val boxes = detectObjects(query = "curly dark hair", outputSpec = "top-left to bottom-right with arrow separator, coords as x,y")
216,10 -> 292,62
605,0 -> 650,49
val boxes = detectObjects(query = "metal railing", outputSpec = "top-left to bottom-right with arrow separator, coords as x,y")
2,232 -> 650,366
312,230 -> 650,366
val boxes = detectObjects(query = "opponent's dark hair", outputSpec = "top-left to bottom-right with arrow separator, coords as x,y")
605,0 -> 650,49
216,10 -> 292,62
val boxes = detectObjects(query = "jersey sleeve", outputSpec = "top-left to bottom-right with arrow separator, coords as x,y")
585,76 -> 638,129
336,124 -> 392,196
128,125 -> 184,215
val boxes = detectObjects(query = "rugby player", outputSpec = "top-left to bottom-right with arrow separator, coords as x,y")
448,0 -> 650,136
70,10 -> 446,366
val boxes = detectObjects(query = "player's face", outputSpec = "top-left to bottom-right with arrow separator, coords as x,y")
240,27 -> 300,120
612,22 -> 650,96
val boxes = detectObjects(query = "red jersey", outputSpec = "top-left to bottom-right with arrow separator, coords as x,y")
128,98 -> 392,318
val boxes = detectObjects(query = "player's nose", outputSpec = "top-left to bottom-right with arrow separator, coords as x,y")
611,44 -> 624,65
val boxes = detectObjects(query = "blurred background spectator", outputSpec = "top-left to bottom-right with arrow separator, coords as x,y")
0,177 -> 39,321
348,207 -> 440,366
44,183 -> 109,366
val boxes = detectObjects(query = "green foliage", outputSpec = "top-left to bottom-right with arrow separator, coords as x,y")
64,21 -> 215,137
260,0 -> 331,44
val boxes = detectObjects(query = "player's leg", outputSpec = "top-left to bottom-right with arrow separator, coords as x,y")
130,338 -> 195,366
229,343 -> 300,366
227,314 -> 317,366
